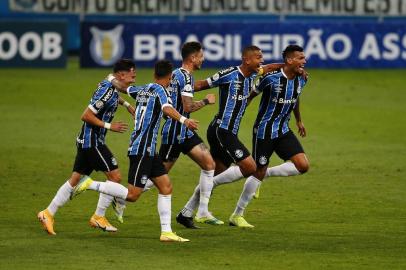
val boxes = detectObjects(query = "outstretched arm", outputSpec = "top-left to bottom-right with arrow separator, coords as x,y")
162,106 -> 199,131
258,63 -> 285,75
194,79 -> 211,92
293,98 -> 306,137
81,107 -> 128,133
182,93 -> 215,113
118,96 -> 135,117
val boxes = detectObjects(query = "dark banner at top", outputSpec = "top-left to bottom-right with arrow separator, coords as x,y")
9,0 -> 406,16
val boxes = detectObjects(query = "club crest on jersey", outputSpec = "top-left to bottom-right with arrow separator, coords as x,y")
90,25 -> 124,66
235,149 -> 243,158
95,101 -> 104,109
111,157 -> 118,166
141,175 -> 148,185
297,85 -> 302,94
274,84 -> 283,94
259,156 -> 267,165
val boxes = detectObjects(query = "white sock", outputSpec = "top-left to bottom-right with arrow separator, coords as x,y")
158,194 -> 172,233
143,179 -> 154,192
181,166 -> 244,215
95,193 -> 114,216
266,162 -> 300,177
181,185 -> 200,218
197,169 -> 214,217
213,166 -> 244,187
89,180 -> 128,200
47,181 -> 74,216
233,176 -> 261,216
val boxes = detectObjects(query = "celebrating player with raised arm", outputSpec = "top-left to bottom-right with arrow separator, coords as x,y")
177,45 -> 284,228
72,60 -> 198,242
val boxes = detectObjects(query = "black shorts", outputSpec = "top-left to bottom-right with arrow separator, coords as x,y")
252,130 -> 304,168
159,134 -> 203,162
207,123 -> 250,167
73,144 -> 119,175
128,155 -> 167,188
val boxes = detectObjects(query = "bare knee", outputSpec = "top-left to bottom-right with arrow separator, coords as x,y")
202,156 -> 216,171
106,170 -> 122,183
295,161 -> 309,174
157,182 -> 173,195
253,166 -> 267,180
239,158 -> 257,178
126,188 -> 142,202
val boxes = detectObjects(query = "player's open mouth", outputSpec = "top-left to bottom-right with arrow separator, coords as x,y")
298,64 -> 305,71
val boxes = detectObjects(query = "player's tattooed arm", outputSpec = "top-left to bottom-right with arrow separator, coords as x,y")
194,79 -> 211,92
182,94 -> 215,113
293,98 -> 306,137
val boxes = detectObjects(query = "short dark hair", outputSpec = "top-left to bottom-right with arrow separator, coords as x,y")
181,41 -> 203,60
282,45 -> 304,61
113,59 -> 136,73
154,60 -> 173,78
242,45 -> 261,57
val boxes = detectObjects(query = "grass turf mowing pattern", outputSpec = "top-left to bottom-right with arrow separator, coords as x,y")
0,59 -> 405,269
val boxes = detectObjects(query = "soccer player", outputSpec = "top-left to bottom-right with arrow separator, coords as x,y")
73,60 -> 199,242
142,42 -> 221,229
177,45 -> 283,228
37,59 -> 136,235
230,44 -> 310,227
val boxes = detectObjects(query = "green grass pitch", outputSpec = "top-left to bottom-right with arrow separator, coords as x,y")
0,59 -> 405,269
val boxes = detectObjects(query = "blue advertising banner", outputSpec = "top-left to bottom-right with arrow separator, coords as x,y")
0,21 -> 67,67
80,22 -> 406,68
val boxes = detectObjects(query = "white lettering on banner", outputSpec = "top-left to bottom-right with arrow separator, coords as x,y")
43,33 -> 62,60
305,29 -> 327,60
403,35 -> 406,59
359,33 -> 381,59
0,31 -> 63,61
359,33 -> 406,60
382,33 -> 400,60
325,34 -> 352,60
9,0 -> 406,15
134,35 -> 156,60
19,32 -> 42,60
0,32 -> 18,60
158,35 -> 181,60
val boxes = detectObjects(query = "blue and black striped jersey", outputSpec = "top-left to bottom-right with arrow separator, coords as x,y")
127,83 -> 173,156
161,68 -> 194,144
253,69 -> 307,140
207,66 -> 256,135
76,80 -> 119,149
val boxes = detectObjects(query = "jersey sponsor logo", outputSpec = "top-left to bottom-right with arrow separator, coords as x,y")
90,25 -> 124,66
218,67 -> 234,75
231,93 -> 250,100
101,89 -> 113,102
272,97 -> 297,104
235,149 -> 243,158
259,156 -> 268,165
